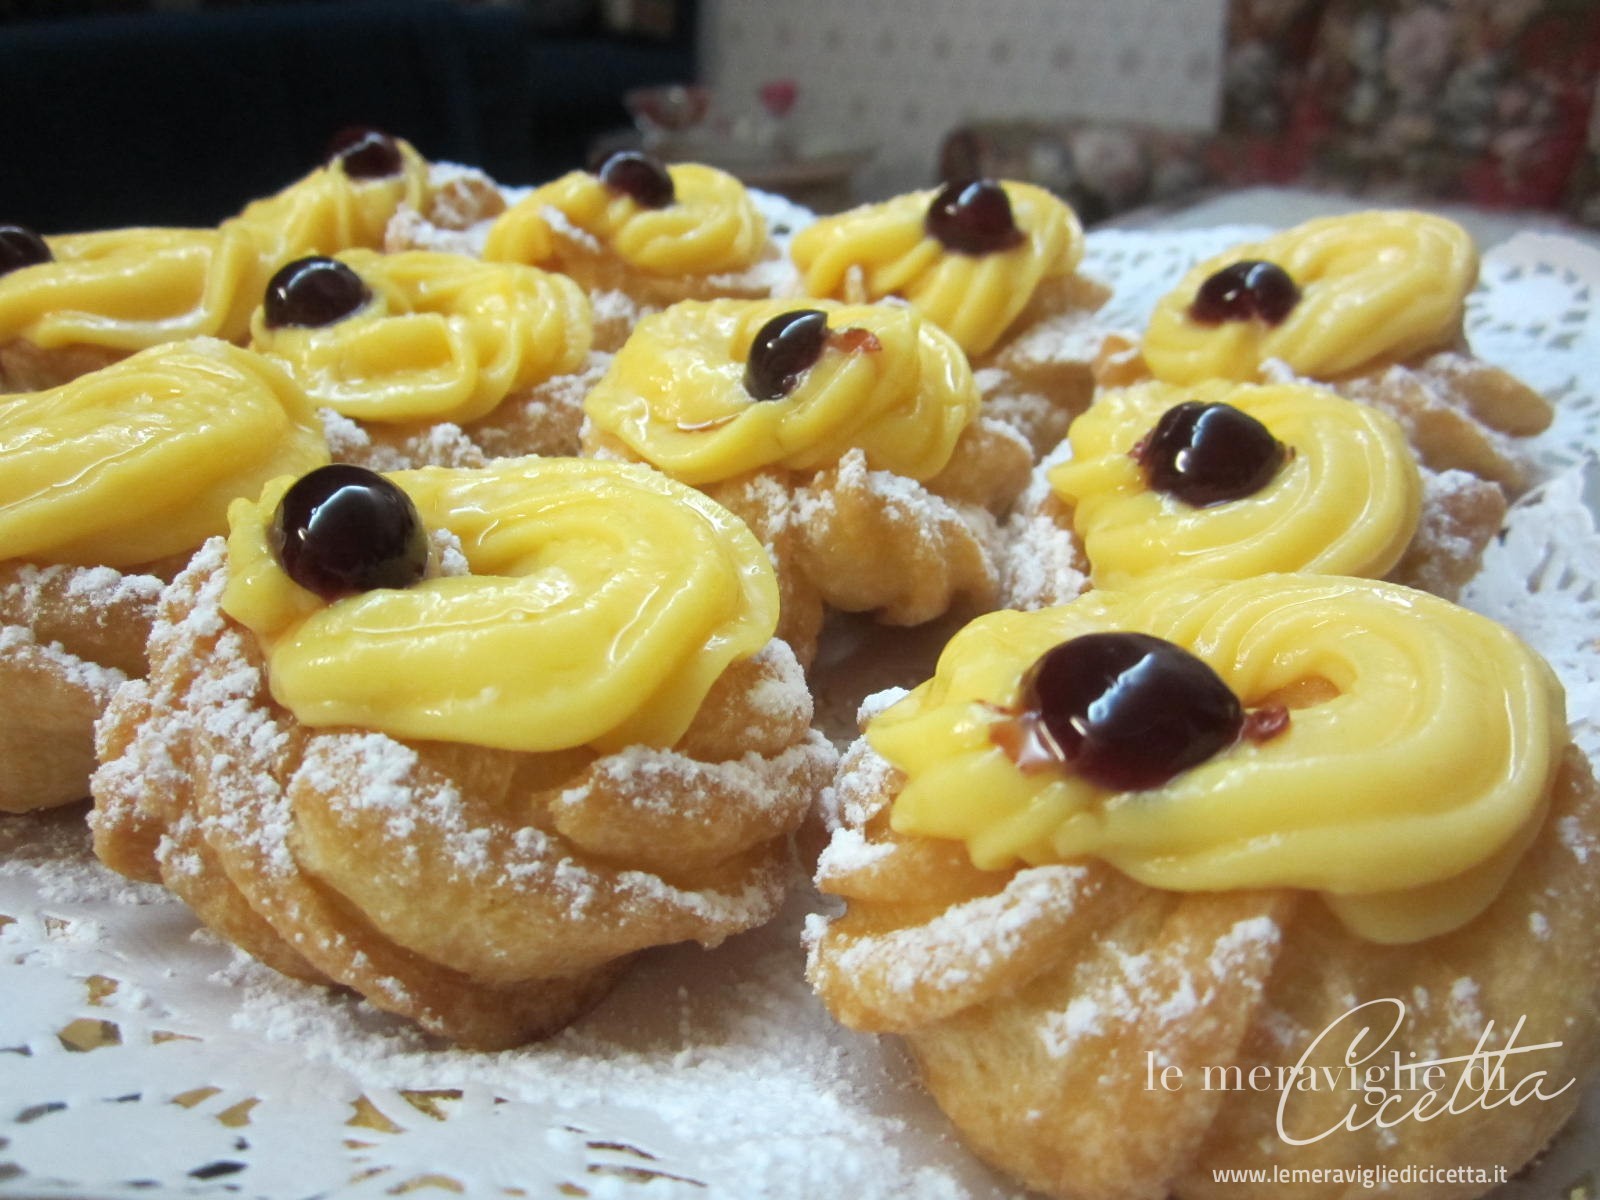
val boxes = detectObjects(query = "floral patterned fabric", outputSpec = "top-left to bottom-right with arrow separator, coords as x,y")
1295,0 -> 1600,212
939,0 -> 1600,227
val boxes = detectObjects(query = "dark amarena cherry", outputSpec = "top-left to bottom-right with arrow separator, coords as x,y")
744,308 -> 831,400
595,150 -> 675,208
325,126 -> 405,179
1188,259 -> 1301,325
270,465 -> 429,600
925,179 -> 1025,255
262,256 -> 372,329
0,224 -> 52,277
1136,401 -> 1286,507
1018,632 -> 1243,791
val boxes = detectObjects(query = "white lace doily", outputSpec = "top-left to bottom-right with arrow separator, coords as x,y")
4,227 -> 1599,1200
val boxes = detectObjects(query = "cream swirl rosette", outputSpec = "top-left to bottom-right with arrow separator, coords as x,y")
250,249 -> 593,425
1142,211 -> 1477,384
579,297 -> 1013,664
0,135 -> 434,389
0,337 -> 328,812
92,455 -> 832,1047
485,161 -> 767,279
790,180 -> 1084,357
0,339 -> 328,568
0,226 -> 270,356
1046,380 -> 1422,588
221,458 -> 778,753
872,574 -> 1566,945
582,297 -> 978,485
227,134 -> 431,265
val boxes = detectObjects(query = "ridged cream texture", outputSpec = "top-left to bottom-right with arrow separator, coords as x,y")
1142,211 -> 1478,383
583,298 -> 979,485
483,162 -> 767,277
0,339 -> 329,567
870,575 -> 1566,944
1047,380 -> 1422,587
221,458 -> 779,754
0,141 -> 430,351
250,250 -> 593,424
789,180 -> 1083,356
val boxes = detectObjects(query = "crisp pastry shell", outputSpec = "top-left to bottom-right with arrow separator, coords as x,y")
585,417 -> 1032,668
318,350 -> 612,470
808,733 -> 1600,1200
1097,337 -> 1553,497
999,461 -> 1508,611
90,538 -> 836,1048
0,560 -> 168,812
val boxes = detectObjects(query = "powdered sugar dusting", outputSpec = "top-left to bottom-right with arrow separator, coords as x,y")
812,864 -> 1093,1000
5,223 -> 1600,1200
0,623 -> 127,701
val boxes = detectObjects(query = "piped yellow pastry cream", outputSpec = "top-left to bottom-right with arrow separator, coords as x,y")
1047,380 -> 1422,588
484,155 -> 768,279
0,132 -> 431,360
0,338 -> 328,567
1142,211 -> 1477,385
790,179 -> 1085,357
250,250 -> 593,425
583,298 -> 979,485
225,131 -> 430,266
870,574 -> 1567,944
221,458 -> 779,754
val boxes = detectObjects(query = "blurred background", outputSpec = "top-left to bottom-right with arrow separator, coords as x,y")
3,0 -> 1599,237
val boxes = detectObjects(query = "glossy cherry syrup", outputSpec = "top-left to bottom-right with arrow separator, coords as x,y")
1135,401 -> 1286,507
270,465 -> 429,600
595,150 -> 675,208
744,308 -> 831,400
1011,632 -> 1244,791
1188,259 -> 1300,325
262,256 -> 371,329
0,224 -> 52,277
925,179 -> 1025,255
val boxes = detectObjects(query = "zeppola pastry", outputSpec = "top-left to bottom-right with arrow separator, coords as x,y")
790,177 -> 1112,456
482,150 -> 782,350
808,573 -> 1600,1200
1123,211 -> 1552,492
0,338 -> 328,812
0,129 -> 500,393
249,249 -> 599,469
1004,377 -> 1506,608
582,296 -> 1032,662
90,457 -> 836,1047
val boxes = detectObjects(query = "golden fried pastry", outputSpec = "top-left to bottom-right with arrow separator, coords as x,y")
582,297 -> 1031,663
0,130 -> 498,392
482,151 -> 779,350
91,457 -> 835,1048
248,249 -> 597,467
809,574 -> 1600,1200
1003,379 -> 1505,607
790,178 -> 1112,455
1133,211 -> 1552,492
0,338 -> 328,811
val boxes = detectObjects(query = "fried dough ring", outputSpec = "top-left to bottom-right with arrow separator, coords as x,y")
483,162 -> 779,351
1124,213 -> 1552,494
91,539 -> 835,1047
809,731 -> 1600,1200
1002,380 -> 1507,608
0,558 -> 171,812
791,182 -> 1113,454
0,144 -> 477,393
